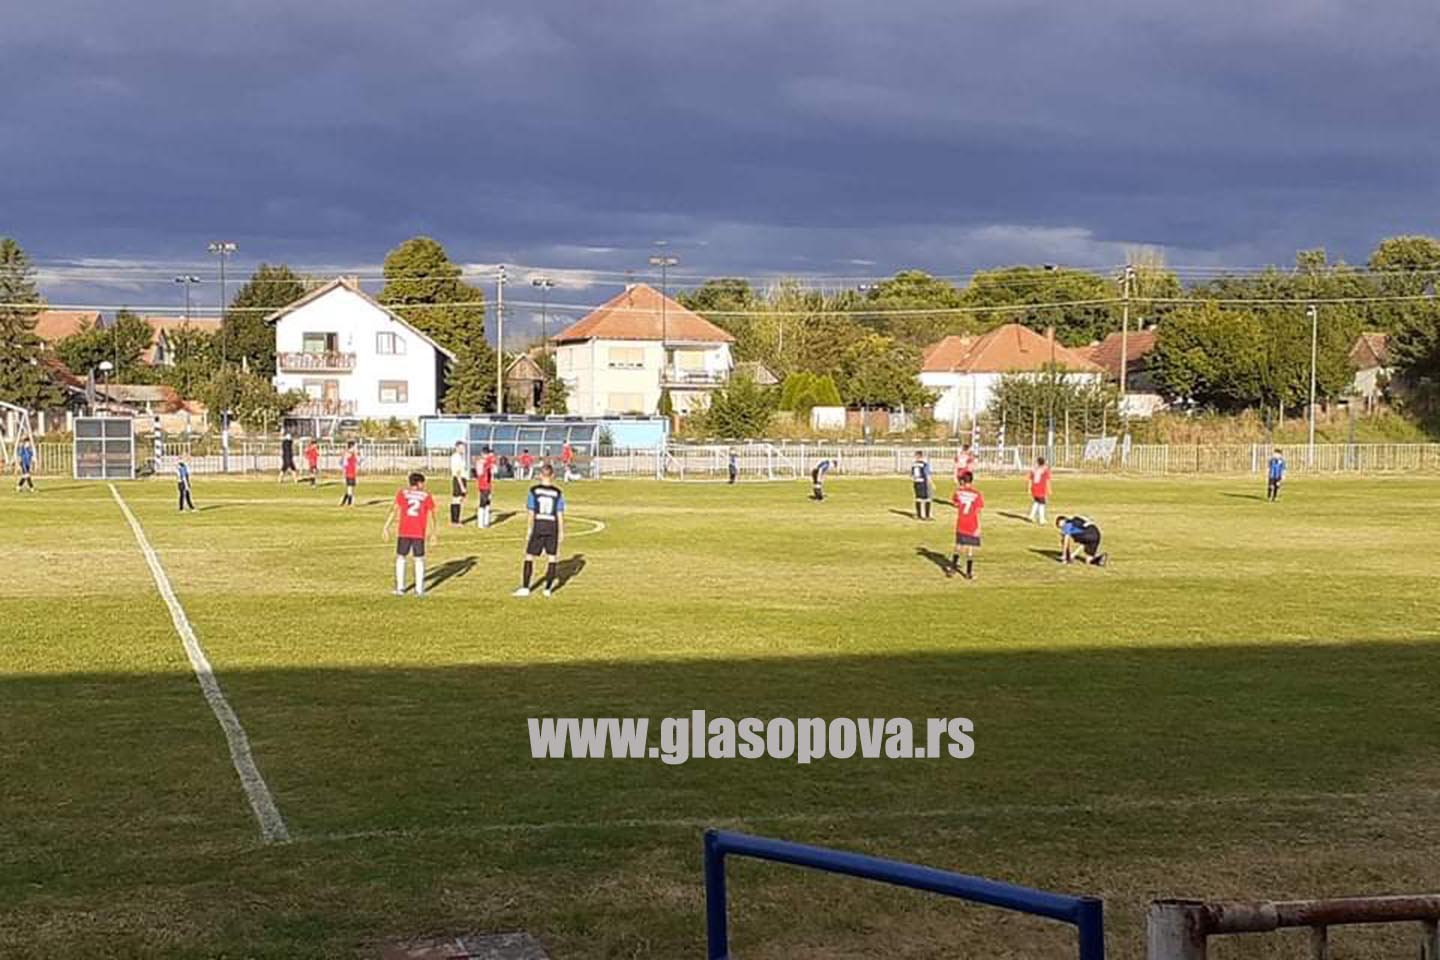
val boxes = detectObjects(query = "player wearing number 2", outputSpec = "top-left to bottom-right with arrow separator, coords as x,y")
382,472 -> 438,597
950,470 -> 984,581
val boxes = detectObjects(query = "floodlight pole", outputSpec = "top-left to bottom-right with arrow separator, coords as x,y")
1307,303 -> 1318,466
495,265 -> 507,414
1119,265 -> 1135,397
531,276 -> 555,355
208,241 -> 237,365
174,275 -> 200,323
649,245 -> 678,379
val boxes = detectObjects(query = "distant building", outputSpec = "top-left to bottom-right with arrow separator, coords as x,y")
552,283 -> 735,417
920,324 -> 1103,429
31,310 -> 101,349
142,316 -> 223,366
1349,332 -> 1391,410
504,353 -> 548,414
1082,327 -> 1166,418
267,277 -> 454,422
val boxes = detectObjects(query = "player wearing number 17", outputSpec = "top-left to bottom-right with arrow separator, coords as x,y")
950,470 -> 984,581
383,472 -> 438,597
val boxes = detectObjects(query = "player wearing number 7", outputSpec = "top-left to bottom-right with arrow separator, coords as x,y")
950,470 -> 984,581
382,472 -> 439,597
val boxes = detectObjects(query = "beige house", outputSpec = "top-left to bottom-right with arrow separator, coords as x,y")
142,316 -> 222,366
552,283 -> 735,416
1349,332 -> 1391,410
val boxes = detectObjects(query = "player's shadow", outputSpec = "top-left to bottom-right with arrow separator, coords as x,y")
888,509 -> 922,521
424,555 -> 478,593
1221,493 -> 1267,501
361,498 -> 388,507
491,510 -> 519,526
1028,547 -> 1065,562
553,554 -> 587,593
914,547 -> 955,578
198,503 -> 238,512
998,511 -> 1032,523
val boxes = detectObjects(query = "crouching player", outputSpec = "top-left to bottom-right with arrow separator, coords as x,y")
950,470 -> 984,580
811,458 -> 833,501
514,463 -> 564,598
1056,515 -> 1107,566
383,472 -> 438,597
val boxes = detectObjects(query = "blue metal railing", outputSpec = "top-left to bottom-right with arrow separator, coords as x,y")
703,829 -> 1104,960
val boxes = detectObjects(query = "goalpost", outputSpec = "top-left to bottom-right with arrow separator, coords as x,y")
0,402 -> 37,475
664,443 -> 800,481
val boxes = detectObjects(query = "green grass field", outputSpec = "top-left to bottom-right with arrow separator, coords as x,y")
3,472 -> 1439,958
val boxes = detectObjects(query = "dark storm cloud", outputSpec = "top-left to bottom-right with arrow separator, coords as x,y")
3,0 -> 1439,317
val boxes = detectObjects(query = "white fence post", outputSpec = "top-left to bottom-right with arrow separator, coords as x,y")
1148,902 -> 1207,960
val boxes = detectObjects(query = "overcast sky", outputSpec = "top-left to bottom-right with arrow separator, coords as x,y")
3,0 -> 1438,339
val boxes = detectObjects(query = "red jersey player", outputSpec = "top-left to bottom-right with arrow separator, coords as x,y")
954,443 -> 977,482
561,441 -> 575,480
473,446 -> 497,528
304,438 -> 320,486
1027,456 -> 1052,525
339,441 -> 360,506
950,470 -> 984,581
382,471 -> 438,596
518,448 -> 535,479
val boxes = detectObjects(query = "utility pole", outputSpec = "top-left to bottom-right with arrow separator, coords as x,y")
495,265 -> 507,414
1307,303 -> 1319,466
531,276 -> 555,355
208,241 -> 236,365
1119,264 -> 1135,397
649,243 -> 678,377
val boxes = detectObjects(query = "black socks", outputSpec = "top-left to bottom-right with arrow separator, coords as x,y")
522,560 -> 533,589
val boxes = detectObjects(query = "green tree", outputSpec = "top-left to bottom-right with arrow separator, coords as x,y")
987,367 -> 1119,440
158,325 -> 218,399
378,237 -> 487,355
198,366 -> 304,431
0,237 -> 63,410
443,344 -> 498,413
223,264 -> 308,376
1149,301 -> 1266,410
959,266 -> 1119,346
854,270 -> 972,349
55,310 -> 156,383
837,334 -> 932,409
778,371 -> 841,417
694,374 -> 777,438
536,352 -> 569,415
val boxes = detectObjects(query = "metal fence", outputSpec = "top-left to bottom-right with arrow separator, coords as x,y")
23,439 -> 1440,479
704,830 -> 1104,960
1148,896 -> 1440,960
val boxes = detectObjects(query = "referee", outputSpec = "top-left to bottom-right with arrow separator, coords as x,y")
448,441 -> 468,526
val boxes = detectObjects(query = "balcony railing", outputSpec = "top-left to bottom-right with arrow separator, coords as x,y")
291,399 -> 357,417
661,368 -> 729,387
279,351 -> 357,372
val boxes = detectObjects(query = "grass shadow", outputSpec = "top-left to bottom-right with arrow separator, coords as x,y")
553,554 -> 587,592
1028,547 -> 1064,562
888,509 -> 920,521
425,555 -> 478,593
1221,493 -> 1267,502
914,546 -> 955,578
998,511 -> 1033,523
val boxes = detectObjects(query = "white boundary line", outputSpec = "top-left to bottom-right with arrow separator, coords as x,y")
108,483 -> 291,844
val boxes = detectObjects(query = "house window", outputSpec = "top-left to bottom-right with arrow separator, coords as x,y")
378,380 -> 409,404
608,347 -> 645,369
376,331 -> 406,355
302,332 -> 338,354
606,392 -> 646,413
673,348 -> 706,370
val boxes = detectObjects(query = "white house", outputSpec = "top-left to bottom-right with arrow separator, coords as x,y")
1349,332 -> 1391,410
142,316 -> 222,366
552,283 -> 735,417
920,324 -> 1104,429
267,278 -> 454,421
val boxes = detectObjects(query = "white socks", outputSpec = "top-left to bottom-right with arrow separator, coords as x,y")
478,506 -> 490,528
414,558 -> 425,596
395,556 -> 406,593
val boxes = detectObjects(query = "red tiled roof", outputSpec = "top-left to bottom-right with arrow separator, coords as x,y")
1082,329 -> 1158,378
921,324 -> 1102,374
141,316 -> 222,363
552,284 -> 734,344
32,310 -> 100,343
1349,332 -> 1388,369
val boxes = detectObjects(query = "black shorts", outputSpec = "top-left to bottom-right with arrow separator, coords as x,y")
913,482 -> 931,500
451,476 -> 466,498
345,477 -> 356,488
955,533 -> 981,548
281,456 -> 296,471
526,524 -> 560,557
396,536 -> 426,557
1032,495 -> 1047,505
1073,531 -> 1101,556
478,489 -> 492,507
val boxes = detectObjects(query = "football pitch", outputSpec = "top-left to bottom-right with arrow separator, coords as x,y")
3,473 -> 1439,958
